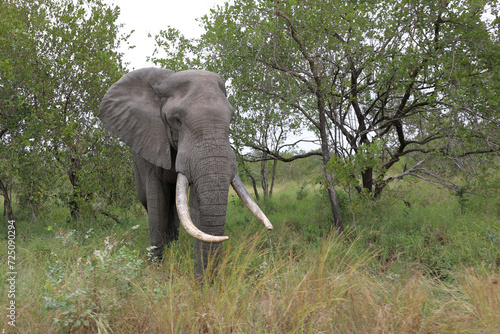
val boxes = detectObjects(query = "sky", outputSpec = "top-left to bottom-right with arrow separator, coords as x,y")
103,0 -> 228,69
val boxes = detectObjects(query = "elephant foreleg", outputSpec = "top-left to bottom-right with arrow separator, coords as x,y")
145,180 -> 171,260
165,184 -> 179,244
133,153 -> 179,260
148,185 -> 181,260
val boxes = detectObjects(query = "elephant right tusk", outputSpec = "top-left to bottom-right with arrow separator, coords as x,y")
176,173 -> 229,243
231,175 -> 273,230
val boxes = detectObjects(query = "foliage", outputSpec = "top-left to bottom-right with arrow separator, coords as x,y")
0,0 -> 133,221
328,140 -> 386,192
43,238 -> 143,332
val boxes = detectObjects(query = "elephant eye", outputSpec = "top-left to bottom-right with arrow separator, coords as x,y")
173,115 -> 182,127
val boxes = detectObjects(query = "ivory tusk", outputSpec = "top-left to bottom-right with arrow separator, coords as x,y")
176,173 -> 229,242
231,175 -> 273,230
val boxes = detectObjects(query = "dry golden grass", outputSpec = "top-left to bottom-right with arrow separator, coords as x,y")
5,231 -> 498,333
3,177 -> 499,333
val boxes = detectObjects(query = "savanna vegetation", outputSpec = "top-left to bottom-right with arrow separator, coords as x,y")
1,161 -> 499,332
1,0 -> 499,332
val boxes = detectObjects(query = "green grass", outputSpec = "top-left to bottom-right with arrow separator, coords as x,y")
1,179 -> 499,333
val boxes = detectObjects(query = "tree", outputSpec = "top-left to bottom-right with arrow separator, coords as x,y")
0,0 -> 36,221
232,98 -> 305,200
0,0 -> 132,221
156,0 -> 500,231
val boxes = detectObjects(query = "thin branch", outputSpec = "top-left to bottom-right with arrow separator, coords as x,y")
278,138 -> 319,150
458,149 -> 499,157
250,87 -> 321,129
98,210 -> 123,224
246,145 -> 321,162
406,171 -> 461,191
275,8 -> 321,89
384,157 -> 428,183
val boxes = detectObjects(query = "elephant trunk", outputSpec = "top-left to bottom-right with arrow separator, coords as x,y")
176,173 -> 228,243
189,157 -> 233,278
175,139 -> 274,278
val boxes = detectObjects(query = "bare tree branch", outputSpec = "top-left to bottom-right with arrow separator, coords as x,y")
246,145 -> 321,162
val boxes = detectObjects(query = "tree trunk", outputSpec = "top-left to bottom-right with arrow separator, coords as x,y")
67,156 -> 89,220
247,172 -> 260,201
0,178 -> 15,222
260,153 -> 269,200
269,159 -> 278,198
361,167 -> 373,193
239,159 -> 260,201
318,97 -> 344,233
373,177 -> 387,199
323,168 -> 344,233
68,158 -> 80,220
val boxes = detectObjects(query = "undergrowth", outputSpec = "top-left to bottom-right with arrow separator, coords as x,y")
1,179 -> 499,332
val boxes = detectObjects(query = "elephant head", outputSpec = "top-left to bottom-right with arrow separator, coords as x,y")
98,68 -> 272,277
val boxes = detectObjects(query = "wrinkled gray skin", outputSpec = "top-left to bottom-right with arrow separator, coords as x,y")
98,68 -> 236,278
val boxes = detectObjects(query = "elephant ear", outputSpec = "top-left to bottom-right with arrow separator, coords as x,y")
98,68 -> 174,170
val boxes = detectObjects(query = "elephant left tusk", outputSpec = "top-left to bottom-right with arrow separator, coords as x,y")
176,173 -> 229,243
231,175 -> 273,230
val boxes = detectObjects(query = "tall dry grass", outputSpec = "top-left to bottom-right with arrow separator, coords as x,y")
5,230 -> 498,333
2,177 -> 499,333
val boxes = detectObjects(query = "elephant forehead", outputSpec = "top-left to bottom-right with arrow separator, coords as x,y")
161,70 -> 226,96
175,70 -> 222,82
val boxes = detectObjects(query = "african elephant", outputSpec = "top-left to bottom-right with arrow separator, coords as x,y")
98,68 -> 272,278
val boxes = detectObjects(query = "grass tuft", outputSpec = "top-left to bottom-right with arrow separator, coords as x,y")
1,178 -> 499,332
